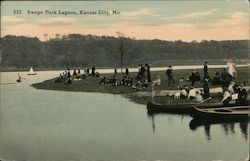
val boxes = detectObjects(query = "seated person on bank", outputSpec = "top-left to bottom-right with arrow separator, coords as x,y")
99,77 -> 106,85
212,72 -> 221,85
142,78 -> 149,88
64,78 -> 72,85
223,83 -> 249,106
194,91 -> 204,103
132,81 -> 142,90
55,74 -> 64,83
180,88 -> 188,99
188,88 -> 198,99
127,77 -> 133,86
152,75 -> 161,86
235,85 -> 248,105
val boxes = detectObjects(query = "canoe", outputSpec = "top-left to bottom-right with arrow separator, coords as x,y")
147,102 -> 198,114
190,106 -> 250,120
147,101 -> 249,114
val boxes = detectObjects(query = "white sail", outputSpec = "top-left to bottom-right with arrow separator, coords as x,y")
28,67 -> 37,75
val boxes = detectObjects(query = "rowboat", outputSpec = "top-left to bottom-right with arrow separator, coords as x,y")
147,102 -> 198,114
190,106 -> 250,120
147,101 -> 248,114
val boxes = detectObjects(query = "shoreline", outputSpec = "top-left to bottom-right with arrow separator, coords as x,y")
31,67 -> 249,105
2,63 -> 249,73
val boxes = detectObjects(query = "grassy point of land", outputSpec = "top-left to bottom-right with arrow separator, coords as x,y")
32,67 -> 249,105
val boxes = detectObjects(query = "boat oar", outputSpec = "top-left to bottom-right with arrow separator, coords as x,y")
196,97 -> 212,105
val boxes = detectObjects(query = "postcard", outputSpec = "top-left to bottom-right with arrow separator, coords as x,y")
1,1 -> 249,161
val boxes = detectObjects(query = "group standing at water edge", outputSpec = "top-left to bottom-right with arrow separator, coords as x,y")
167,61 -> 248,105
53,61 -> 248,105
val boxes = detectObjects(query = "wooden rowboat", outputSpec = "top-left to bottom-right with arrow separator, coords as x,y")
147,101 -> 248,114
190,106 -> 250,120
147,102 -> 198,114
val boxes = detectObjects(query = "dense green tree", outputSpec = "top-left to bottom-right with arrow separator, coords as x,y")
1,34 -> 248,70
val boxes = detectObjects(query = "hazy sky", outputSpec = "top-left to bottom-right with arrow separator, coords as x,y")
1,0 -> 249,41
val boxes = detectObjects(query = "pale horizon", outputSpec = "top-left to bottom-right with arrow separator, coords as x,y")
1,0 -> 249,42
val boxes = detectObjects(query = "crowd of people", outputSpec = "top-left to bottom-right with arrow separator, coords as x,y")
170,61 -> 248,104
55,66 -> 100,85
99,64 -> 153,90
54,61 -> 248,105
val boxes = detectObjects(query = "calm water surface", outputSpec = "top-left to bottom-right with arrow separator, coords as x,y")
0,71 -> 249,161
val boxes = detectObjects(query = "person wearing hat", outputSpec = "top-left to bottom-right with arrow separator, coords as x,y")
203,61 -> 209,79
166,65 -> 175,86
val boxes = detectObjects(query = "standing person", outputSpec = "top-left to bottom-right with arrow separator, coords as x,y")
203,78 -> 210,99
125,67 -> 129,76
137,64 -> 141,80
67,68 -> 71,78
166,65 -> 175,86
221,68 -> 232,91
204,61 -> 209,79
146,64 -> 151,82
73,69 -> 77,76
114,68 -> 117,75
86,68 -> 90,75
77,68 -> 81,75
227,62 -> 237,79
141,64 -> 145,79
91,66 -> 96,75
84,68 -> 87,75
190,69 -> 196,86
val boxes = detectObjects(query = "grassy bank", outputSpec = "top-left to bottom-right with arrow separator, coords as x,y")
32,67 -> 249,105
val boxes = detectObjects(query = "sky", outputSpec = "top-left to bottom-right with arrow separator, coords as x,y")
1,0 -> 249,42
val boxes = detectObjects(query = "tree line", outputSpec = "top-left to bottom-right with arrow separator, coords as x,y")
1,34 -> 248,70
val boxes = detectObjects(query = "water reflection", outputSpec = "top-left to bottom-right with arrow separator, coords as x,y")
150,115 -> 156,133
189,118 -> 249,141
147,111 -> 188,134
148,110 -> 249,141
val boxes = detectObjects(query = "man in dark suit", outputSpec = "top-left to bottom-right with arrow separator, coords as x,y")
204,61 -> 209,79
166,65 -> 174,86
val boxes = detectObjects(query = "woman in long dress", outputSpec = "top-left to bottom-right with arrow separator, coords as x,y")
227,62 -> 237,78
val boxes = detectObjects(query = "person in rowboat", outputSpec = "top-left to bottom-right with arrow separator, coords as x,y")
17,73 -> 24,82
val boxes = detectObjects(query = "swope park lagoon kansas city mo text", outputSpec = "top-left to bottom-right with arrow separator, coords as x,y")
0,1 -> 249,161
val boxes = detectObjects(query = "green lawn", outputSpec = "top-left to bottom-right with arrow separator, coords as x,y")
32,67 -> 249,105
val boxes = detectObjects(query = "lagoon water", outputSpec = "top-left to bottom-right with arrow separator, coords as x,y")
0,70 -> 249,161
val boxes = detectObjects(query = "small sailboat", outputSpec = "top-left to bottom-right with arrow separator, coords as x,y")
27,67 -> 37,75
17,73 -> 21,82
